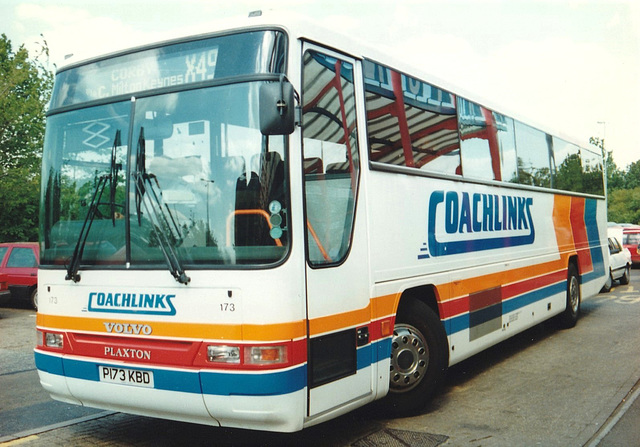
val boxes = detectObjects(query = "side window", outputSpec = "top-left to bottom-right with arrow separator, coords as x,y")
302,50 -> 360,266
458,98 -> 500,181
7,248 -> 37,268
493,112 -> 518,183
363,59 -> 461,175
514,121 -> 553,187
553,137 -> 582,193
613,238 -> 622,252
0,247 -> 8,265
608,238 -> 618,254
581,148 -> 605,196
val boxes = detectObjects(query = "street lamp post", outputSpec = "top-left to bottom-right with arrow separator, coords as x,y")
201,178 -> 215,246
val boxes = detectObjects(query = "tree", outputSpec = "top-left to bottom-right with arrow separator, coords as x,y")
608,187 -> 640,224
0,34 -> 53,242
624,161 -> 640,190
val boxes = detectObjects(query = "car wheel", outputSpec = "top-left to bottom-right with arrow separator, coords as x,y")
558,263 -> 580,328
385,299 -> 448,415
600,271 -> 613,293
30,288 -> 38,311
620,265 -> 631,285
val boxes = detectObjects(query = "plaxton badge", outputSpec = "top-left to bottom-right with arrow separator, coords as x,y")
88,292 -> 176,315
419,190 -> 535,259
105,346 -> 152,360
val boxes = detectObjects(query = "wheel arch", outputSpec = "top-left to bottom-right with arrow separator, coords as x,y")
395,284 -> 449,364
397,284 -> 441,320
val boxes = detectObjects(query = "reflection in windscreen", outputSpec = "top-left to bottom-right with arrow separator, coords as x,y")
41,82 -> 289,267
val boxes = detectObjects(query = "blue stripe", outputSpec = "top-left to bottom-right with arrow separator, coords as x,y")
356,342 -> 373,371
583,199 -> 605,283
444,281 -> 566,336
35,351 -> 64,375
448,313 -> 469,336
36,339 -> 392,397
376,337 -> 392,363
200,366 -> 306,396
469,302 -> 502,327
34,351 -> 304,396
502,282 -> 566,314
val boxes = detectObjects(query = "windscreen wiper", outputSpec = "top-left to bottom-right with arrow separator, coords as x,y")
133,127 -> 190,285
66,130 -> 122,283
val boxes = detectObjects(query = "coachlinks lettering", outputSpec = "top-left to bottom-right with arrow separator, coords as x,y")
419,190 -> 536,259
88,292 -> 176,315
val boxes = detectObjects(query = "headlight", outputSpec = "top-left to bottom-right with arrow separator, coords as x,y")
207,345 -> 240,364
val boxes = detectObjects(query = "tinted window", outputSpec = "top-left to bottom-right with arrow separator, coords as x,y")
515,121 -> 552,187
581,148 -> 605,196
7,248 -> 37,268
624,233 -> 640,245
554,137 -> 582,192
494,113 -> 518,183
363,59 -> 460,175
458,98 -> 499,180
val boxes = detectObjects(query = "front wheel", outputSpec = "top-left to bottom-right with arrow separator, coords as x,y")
385,300 -> 448,415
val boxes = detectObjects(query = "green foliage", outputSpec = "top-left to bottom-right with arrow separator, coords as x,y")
594,141 -> 640,225
0,166 -> 40,241
0,34 -> 53,242
608,187 -> 640,225
625,161 -> 640,190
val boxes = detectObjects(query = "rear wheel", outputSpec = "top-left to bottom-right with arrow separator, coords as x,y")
558,263 -> 580,328
386,299 -> 448,415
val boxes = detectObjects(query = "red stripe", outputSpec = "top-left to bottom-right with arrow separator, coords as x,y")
441,268 -> 567,319
46,332 -> 308,371
469,287 -> 501,311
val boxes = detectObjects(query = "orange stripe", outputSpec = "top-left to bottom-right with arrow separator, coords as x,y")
553,194 -> 575,253
308,305 -> 371,336
438,258 -> 565,301
371,294 -> 398,319
36,314 -> 306,342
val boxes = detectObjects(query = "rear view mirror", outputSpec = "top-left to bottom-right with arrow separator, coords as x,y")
260,77 -> 295,135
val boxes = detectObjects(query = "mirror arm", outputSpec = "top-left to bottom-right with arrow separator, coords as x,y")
295,106 -> 302,128
278,74 -> 285,116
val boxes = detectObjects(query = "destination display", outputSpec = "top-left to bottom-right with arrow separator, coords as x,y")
50,30 -> 286,110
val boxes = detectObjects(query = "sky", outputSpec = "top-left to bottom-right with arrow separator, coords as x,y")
2,0 -> 639,168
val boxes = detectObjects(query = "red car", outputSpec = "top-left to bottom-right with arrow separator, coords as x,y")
621,226 -> 640,265
0,242 -> 39,310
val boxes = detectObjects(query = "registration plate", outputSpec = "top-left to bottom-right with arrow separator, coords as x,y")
99,366 -> 154,388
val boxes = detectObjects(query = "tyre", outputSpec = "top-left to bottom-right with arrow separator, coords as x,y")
558,263 -> 580,328
620,265 -> 631,285
30,288 -> 38,311
385,299 -> 448,415
600,271 -> 613,293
